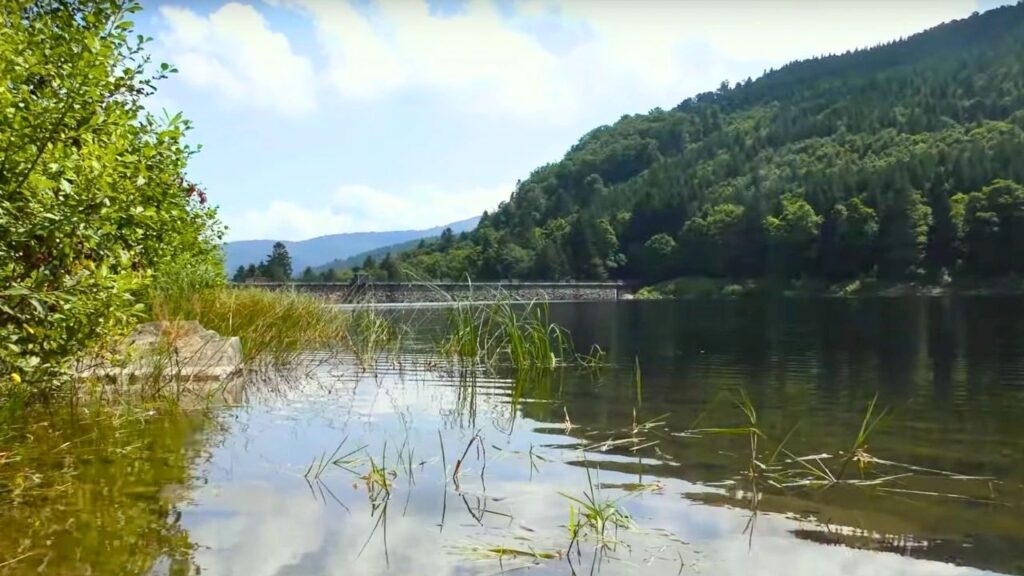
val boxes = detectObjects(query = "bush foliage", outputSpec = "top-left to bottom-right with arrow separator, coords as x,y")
0,0 -> 224,387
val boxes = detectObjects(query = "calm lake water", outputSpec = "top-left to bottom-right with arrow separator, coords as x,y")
2,297 -> 1023,575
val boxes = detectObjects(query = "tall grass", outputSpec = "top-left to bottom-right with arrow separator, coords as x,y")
439,297 -> 572,372
151,286 -> 349,365
346,308 -> 402,366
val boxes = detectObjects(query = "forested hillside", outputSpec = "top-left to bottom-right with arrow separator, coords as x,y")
398,4 -> 1024,285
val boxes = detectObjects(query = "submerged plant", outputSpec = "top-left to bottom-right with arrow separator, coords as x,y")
834,393 -> 888,481
561,465 -> 634,554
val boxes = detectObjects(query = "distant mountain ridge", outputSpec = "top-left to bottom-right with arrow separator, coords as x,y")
223,216 -> 480,276
314,237 -> 425,273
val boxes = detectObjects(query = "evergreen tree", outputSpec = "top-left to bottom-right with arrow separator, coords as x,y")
264,242 -> 293,281
380,253 -> 401,281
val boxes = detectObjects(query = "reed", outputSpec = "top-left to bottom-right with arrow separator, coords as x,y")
633,356 -> 643,407
439,296 -> 573,373
834,393 -> 888,481
561,465 -> 634,554
345,307 -> 402,366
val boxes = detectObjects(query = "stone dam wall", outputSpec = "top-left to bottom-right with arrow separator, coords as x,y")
239,281 -> 632,304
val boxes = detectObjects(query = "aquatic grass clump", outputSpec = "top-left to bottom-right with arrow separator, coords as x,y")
561,465 -> 634,555
151,286 -> 348,365
686,391 -> 996,498
493,300 -> 570,371
438,296 -> 575,373
440,301 -> 496,365
345,307 -> 402,366
835,394 -> 888,480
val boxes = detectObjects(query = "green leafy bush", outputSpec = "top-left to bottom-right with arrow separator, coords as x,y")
0,0 -> 224,389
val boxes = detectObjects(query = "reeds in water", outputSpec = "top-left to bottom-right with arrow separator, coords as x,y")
439,297 -> 573,373
346,307 -> 401,366
561,465 -> 634,554
690,391 -> 906,490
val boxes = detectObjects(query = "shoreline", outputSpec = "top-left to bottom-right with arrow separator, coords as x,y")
634,277 -> 1024,300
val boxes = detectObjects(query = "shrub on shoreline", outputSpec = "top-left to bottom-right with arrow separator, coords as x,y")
0,1 -> 223,390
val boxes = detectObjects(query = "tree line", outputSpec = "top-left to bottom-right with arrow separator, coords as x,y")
232,242 -> 404,283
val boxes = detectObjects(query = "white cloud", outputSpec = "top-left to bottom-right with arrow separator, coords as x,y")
281,0 -> 974,120
158,3 -> 317,116
552,0 -> 975,83
287,0 -> 573,117
226,182 -> 511,241
180,0 -> 983,240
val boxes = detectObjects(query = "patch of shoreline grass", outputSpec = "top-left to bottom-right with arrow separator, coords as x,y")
151,286 -> 349,365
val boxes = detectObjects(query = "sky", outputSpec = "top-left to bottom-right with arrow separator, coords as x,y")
138,0 -> 1010,242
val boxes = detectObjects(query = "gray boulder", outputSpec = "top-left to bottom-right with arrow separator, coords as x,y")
76,321 -> 243,381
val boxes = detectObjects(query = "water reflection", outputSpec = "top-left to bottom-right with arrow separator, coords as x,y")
182,350 -> 1014,575
3,297 -> 1023,575
0,405 -> 215,575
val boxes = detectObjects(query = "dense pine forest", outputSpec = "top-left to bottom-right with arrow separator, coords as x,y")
395,3 -> 1024,286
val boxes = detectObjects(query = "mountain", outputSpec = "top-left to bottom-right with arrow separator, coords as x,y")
223,216 -> 480,276
314,237 -> 426,273
396,4 -> 1024,284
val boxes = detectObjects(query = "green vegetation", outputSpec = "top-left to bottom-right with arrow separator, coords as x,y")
151,286 -> 348,366
562,465 -> 634,554
394,5 -> 1024,290
315,238 -> 426,279
346,307 -> 401,365
636,277 -> 757,299
0,404 -> 210,574
439,298 -> 571,372
0,0 -> 223,391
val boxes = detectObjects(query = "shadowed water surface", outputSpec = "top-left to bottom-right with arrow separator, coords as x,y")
1,297 -> 1022,575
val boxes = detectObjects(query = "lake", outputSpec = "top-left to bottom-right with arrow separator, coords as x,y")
1,297 -> 1023,575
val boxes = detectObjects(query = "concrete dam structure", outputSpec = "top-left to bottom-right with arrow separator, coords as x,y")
240,281 -> 633,304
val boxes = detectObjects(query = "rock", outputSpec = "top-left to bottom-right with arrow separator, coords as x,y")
76,321 -> 243,381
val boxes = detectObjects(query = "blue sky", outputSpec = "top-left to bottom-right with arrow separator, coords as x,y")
138,0 -> 1007,241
